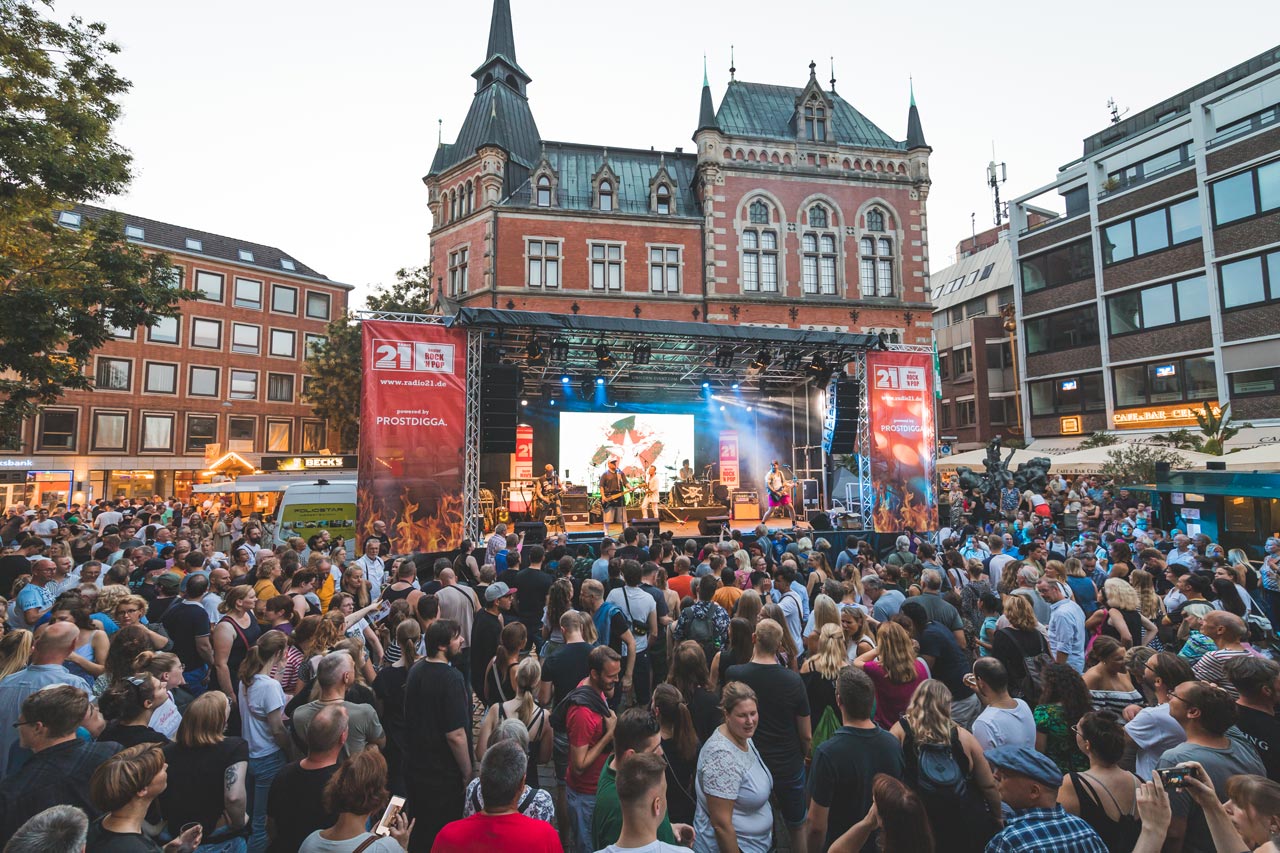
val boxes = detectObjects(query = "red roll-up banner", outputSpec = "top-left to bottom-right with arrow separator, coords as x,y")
358,320 -> 468,553
865,351 -> 938,533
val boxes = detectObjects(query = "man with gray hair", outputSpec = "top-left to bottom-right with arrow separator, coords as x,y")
289,651 -> 383,758
433,739 -> 563,851
1193,611 -> 1252,698
1012,564 -> 1052,625
912,568 -> 966,647
2,804 -> 88,853
463,718 -> 556,820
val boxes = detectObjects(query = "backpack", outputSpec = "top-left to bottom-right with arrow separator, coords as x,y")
593,600 -> 622,648
900,715 -> 968,799
1000,627 -> 1052,706
810,692 -> 841,754
684,605 -> 721,664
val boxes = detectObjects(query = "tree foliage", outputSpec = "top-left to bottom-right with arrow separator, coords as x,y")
1079,432 -> 1120,448
0,0 -> 192,439
302,266 -> 434,451
1195,401 -> 1247,456
1099,444 -> 1189,485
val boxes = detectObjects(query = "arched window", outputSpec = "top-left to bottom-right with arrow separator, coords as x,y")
803,99 -> 828,142
809,205 -> 828,229
860,235 -> 894,297
866,208 -> 885,232
802,204 -> 838,295
749,200 -> 770,224
536,175 -> 552,207
449,190 -> 457,222
655,184 -> 671,215
599,180 -> 613,212
465,181 -> 474,215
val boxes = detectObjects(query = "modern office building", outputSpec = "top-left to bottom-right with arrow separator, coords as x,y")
0,205 -> 352,507
1009,44 -> 1280,449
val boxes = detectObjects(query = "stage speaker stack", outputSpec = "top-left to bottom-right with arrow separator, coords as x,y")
632,517 -> 660,539
514,521 -> 546,545
561,494 -> 591,524
806,510 -> 833,531
481,364 -> 522,453
822,377 -> 861,456
697,515 -> 731,536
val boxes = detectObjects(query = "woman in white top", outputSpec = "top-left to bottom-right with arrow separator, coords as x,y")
840,605 -> 876,661
693,681 -> 773,853
239,630 -> 290,853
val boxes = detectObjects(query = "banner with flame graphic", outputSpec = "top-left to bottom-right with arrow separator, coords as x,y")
866,351 -> 938,533
358,321 -> 467,554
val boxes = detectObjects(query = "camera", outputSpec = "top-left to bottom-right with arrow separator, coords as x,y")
1156,767 -> 1187,790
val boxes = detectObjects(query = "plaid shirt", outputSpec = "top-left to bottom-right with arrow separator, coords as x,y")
0,739 -> 118,840
985,806 -> 1108,853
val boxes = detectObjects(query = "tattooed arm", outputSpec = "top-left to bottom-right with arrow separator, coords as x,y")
224,760 -> 248,831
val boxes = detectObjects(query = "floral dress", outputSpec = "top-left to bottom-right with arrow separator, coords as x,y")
1033,702 -> 1088,773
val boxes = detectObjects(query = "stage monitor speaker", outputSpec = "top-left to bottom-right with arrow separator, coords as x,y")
481,365 -> 522,453
806,510 -> 833,531
632,518 -> 660,538
514,521 -> 546,546
732,491 -> 760,521
822,377 -> 861,456
698,515 -> 731,536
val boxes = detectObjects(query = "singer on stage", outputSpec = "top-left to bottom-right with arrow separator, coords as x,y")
641,464 -> 660,518
761,459 -> 795,523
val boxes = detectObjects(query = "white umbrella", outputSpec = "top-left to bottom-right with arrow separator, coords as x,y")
1048,445 -> 1220,476
1221,444 -> 1280,472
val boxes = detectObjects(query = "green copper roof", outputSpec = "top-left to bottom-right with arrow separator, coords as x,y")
715,81 -> 905,150
507,142 -> 700,217
430,82 -> 541,175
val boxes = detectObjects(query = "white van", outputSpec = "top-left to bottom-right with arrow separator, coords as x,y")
271,479 -> 358,560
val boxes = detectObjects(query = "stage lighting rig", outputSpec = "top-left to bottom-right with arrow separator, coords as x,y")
750,349 -> 772,371
714,346 -> 734,369
781,350 -> 802,371
807,353 -> 829,376
632,343 -> 652,365
595,342 -> 614,368
550,338 -> 570,362
525,338 -> 545,366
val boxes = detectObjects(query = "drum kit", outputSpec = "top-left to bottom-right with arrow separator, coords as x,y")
668,462 -> 725,508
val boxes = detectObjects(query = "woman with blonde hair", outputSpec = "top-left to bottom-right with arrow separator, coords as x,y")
997,560 -> 1024,597
0,629 -> 31,682
989,593 -> 1050,704
1087,577 -> 1156,648
804,594 -> 840,656
475,656 -> 551,787
854,621 -> 929,729
112,593 -> 168,649
1129,569 -> 1165,626
841,605 -> 876,660
159,691 -> 249,850
735,589 -> 763,626
890,680 -> 1001,853
760,602 -> 800,671
800,622 -> 846,740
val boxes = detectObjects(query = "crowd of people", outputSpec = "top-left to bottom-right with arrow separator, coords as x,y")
0,485 -> 1278,853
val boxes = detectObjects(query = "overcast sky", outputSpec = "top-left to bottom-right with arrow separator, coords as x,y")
80,0 -> 1275,306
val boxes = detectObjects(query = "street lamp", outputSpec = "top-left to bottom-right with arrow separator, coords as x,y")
1001,303 -> 1023,433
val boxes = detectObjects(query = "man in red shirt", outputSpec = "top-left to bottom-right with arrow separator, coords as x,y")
431,740 -> 563,852
666,556 -> 694,601
559,645 -> 620,853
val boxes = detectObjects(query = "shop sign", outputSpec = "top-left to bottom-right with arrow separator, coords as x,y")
1112,402 -> 1220,429
260,455 -> 358,472
1060,416 -> 1083,435
1172,493 -> 1184,505
1182,507 -> 1201,519
0,458 -> 33,468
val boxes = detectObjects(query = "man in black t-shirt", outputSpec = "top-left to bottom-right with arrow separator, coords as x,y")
615,527 -> 648,563
0,537 -> 43,599
539,610 -> 594,791
724,618 -> 811,841
806,668 -> 905,853
1229,655 -> 1280,782
514,545 -> 553,651
161,575 -> 213,694
901,601 -> 980,728
471,583 -> 511,700
266,703 -> 345,853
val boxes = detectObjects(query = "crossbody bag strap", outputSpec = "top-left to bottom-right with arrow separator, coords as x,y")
352,834 -> 383,853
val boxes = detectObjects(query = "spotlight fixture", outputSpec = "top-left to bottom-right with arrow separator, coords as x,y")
714,346 -> 734,369
806,353 -> 829,376
701,381 -> 711,390
595,342 -> 614,367
632,343 -> 652,365
520,399 -> 528,406
525,338 -> 545,366
560,375 -> 571,384
781,350 -> 803,371
595,376 -> 606,386
550,338 -> 570,361
731,383 -> 740,391
719,405 -> 726,411
750,349 -> 773,371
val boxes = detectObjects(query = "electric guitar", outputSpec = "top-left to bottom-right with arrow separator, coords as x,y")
767,479 -> 790,502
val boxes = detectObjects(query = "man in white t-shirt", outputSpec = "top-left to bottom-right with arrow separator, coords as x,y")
352,537 -> 387,597
986,534 -> 1016,590
1124,651 -> 1193,779
970,657 -> 1035,751
27,509 -> 58,547
94,506 -> 122,532
607,561 -> 657,705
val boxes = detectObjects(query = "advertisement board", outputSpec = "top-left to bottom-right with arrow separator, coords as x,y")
278,501 -> 357,547
866,351 -> 938,533
358,320 -> 468,553
719,432 -> 740,490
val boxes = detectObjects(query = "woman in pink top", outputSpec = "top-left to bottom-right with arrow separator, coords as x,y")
854,621 -> 930,729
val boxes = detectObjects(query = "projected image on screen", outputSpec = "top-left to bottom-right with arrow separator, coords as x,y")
559,413 -> 695,491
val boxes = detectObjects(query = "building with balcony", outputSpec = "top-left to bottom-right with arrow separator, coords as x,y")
0,205 -> 352,508
1009,44 -> 1280,449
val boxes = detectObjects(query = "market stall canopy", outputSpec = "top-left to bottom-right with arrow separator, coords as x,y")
1048,445 -> 1221,476
1221,443 -> 1280,472
938,447 -> 1048,472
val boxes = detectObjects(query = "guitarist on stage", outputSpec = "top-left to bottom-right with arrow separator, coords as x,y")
761,459 -> 795,524
537,464 -> 566,535
599,457 -> 629,538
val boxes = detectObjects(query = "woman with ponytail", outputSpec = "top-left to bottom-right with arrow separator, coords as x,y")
99,670 -> 171,748
261,594 -> 298,636
373,618 -> 420,795
483,621 -> 528,707
653,682 -> 699,823
238,630 -> 290,853
133,650 -> 187,739
475,656 -> 551,788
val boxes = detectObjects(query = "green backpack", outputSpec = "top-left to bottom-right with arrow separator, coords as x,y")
811,692 -> 842,754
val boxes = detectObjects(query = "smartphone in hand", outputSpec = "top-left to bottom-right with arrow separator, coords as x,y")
374,796 -> 406,836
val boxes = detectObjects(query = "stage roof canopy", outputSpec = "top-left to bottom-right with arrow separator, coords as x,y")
444,307 -> 883,398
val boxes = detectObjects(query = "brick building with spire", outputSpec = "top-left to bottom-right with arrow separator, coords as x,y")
425,0 -> 934,342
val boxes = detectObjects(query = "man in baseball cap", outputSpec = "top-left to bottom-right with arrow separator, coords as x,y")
984,745 -> 1107,852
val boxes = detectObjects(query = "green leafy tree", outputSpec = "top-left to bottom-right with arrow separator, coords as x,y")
1099,444 -> 1189,485
1079,432 -> 1120,448
0,0 -> 192,439
1195,401 -> 1248,456
302,266 -> 434,451
1148,428 -> 1203,451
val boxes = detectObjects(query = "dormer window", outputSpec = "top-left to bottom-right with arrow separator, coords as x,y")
804,101 -> 828,142
866,208 -> 885,232
749,200 -> 770,224
656,185 -> 671,215
599,180 -> 614,212
536,175 -> 552,207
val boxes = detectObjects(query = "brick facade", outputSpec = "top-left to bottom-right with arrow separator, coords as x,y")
1102,242 -> 1206,291
1109,319 -> 1213,362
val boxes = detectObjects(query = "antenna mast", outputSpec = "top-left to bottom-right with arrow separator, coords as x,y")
987,157 -> 1008,227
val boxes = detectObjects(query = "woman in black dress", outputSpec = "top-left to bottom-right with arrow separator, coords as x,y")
652,683 -> 698,824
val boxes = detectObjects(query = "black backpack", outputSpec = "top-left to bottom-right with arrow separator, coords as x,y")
900,715 -> 969,799
684,606 -> 721,664
999,627 -> 1052,706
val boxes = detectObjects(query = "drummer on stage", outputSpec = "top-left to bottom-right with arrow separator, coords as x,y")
679,459 -> 695,482
600,458 -> 629,538
761,459 -> 795,523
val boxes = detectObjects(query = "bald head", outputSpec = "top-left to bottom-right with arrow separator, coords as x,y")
33,622 -> 79,663
439,568 -> 456,586
1205,611 -> 1248,642
306,703 -> 349,754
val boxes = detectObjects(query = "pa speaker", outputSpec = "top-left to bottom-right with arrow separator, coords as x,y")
632,518 -> 660,539
698,515 -> 730,536
481,365 -> 522,452
806,510 -> 833,531
822,377 -> 861,455
514,521 -> 546,546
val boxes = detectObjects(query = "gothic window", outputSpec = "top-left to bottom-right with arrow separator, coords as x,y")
536,175 -> 552,207
860,235 -> 894,297
655,184 -> 671,215
465,181 -> 474,215
804,100 -> 828,142
599,180 -> 614,212
742,228 -> 778,293
801,204 -> 838,295
866,208 -> 885,232
749,200 -> 770,224
809,205 -> 828,229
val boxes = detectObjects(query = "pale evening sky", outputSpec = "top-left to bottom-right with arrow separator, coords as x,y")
79,0 -> 1274,305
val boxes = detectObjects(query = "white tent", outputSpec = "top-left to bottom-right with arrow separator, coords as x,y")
1047,445 -> 1220,476
937,447 -> 1048,472
1222,444 -> 1280,472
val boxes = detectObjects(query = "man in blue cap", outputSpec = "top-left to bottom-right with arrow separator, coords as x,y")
984,745 -> 1107,853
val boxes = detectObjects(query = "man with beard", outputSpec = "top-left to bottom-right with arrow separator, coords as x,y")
404,619 -> 473,851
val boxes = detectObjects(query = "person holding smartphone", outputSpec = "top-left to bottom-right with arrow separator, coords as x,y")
300,748 -> 412,852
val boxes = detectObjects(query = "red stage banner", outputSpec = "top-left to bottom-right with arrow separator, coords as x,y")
358,320 -> 468,553
866,351 -> 938,533
719,431 -> 740,490
513,425 -> 534,480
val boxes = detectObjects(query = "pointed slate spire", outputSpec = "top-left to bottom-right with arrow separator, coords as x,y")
906,77 -> 928,149
485,0 -> 518,66
698,59 -> 718,133
471,0 -> 531,95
